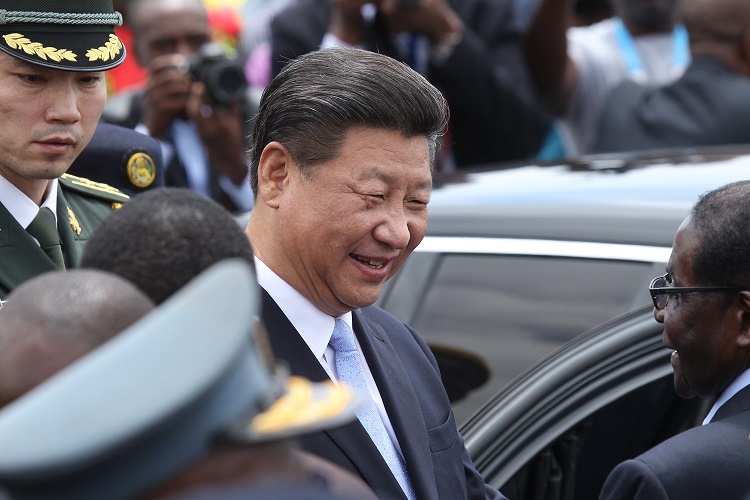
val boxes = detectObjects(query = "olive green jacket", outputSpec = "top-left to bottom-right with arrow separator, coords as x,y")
0,174 -> 129,299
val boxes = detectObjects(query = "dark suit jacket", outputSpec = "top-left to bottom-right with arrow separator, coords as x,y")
270,0 -> 548,168
262,292 -> 504,499
599,384 -> 750,499
0,174 -> 128,298
593,57 -> 750,153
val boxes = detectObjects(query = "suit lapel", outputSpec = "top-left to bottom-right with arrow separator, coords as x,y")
0,201 -> 56,295
354,310 -> 439,500
713,384 -> 750,421
261,292 -> 405,498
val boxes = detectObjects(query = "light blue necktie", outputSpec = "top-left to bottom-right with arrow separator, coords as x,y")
329,319 -> 415,499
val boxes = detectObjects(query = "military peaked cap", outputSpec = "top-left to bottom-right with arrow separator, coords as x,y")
0,0 -> 125,71
68,123 -> 164,196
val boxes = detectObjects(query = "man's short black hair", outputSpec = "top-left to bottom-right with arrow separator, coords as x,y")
81,188 -> 255,304
249,47 -> 449,197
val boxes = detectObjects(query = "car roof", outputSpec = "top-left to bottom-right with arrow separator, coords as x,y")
426,146 -> 750,247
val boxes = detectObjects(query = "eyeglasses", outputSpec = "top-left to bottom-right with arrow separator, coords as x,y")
649,274 -> 742,310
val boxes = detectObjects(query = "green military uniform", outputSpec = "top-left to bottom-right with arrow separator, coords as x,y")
0,0 -> 128,300
0,174 -> 129,298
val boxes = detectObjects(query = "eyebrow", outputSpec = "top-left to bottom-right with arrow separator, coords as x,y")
371,169 -> 432,190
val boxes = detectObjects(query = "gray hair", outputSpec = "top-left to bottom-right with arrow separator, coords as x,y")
249,47 -> 449,196
690,180 -> 750,288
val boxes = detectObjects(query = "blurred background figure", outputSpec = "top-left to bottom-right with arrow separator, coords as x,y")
593,0 -> 750,153
0,261 -> 373,500
81,188 -> 254,304
0,269 -> 155,409
237,0 -> 296,88
107,0 -> 149,93
269,0 -> 549,170
514,0 -> 613,30
102,0 -> 256,214
525,0 -> 688,159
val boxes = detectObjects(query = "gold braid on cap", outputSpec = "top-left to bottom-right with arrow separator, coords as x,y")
0,9 -> 124,63
2,33 -> 76,62
0,10 -> 123,26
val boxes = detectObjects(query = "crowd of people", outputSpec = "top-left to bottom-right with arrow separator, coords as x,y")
1,0 -> 750,498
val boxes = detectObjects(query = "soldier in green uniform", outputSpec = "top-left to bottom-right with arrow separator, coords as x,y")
0,0 -> 129,298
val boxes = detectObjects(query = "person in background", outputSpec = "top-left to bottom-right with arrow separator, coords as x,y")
101,0 -> 256,214
0,0 -> 131,299
237,0 -> 295,88
525,0 -> 687,159
600,180 -> 750,499
593,0 -> 750,153
270,0 -> 549,170
246,46 -> 505,499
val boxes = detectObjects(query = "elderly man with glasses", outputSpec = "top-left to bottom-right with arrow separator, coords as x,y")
600,180 -> 750,499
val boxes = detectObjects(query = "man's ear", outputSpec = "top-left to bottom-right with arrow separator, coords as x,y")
736,291 -> 750,349
256,141 -> 292,209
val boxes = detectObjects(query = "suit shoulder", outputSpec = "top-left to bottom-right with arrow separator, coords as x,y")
60,173 -> 130,204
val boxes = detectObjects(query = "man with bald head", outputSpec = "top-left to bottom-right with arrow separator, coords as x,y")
0,270 -> 154,409
593,0 -> 750,152
599,180 -> 750,499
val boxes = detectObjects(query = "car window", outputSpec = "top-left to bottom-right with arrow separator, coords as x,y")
409,254 -> 653,423
496,374 -> 709,500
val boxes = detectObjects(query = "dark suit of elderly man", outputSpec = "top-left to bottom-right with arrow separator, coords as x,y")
245,47 -> 505,499
600,180 -> 750,499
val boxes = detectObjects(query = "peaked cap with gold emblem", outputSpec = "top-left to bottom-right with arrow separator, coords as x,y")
0,0 -> 125,72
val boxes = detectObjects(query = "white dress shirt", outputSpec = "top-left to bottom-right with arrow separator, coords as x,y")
254,256 -> 405,455
0,175 -> 59,240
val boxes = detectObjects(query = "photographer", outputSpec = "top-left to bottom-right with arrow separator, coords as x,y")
102,0 -> 255,213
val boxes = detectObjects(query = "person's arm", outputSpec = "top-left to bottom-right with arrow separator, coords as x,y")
187,82 -> 248,187
523,0 -> 578,114
140,54 -> 192,139
397,0 -> 549,164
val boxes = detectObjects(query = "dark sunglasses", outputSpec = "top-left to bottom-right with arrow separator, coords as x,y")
649,274 -> 742,310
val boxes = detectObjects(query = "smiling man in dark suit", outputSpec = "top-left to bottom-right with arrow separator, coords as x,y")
0,0 -> 130,298
600,180 -> 750,499
245,47 -> 504,499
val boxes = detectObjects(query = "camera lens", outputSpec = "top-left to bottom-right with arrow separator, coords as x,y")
208,61 -> 246,105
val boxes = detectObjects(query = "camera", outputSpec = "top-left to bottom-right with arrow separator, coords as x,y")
188,43 -> 248,106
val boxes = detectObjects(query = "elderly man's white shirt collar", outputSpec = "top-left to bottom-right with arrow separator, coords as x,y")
0,176 -> 59,229
253,256 -> 353,379
703,367 -> 750,424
